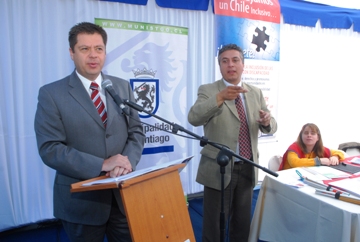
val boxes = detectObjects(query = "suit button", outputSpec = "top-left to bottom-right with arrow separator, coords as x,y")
106,134 -> 110,138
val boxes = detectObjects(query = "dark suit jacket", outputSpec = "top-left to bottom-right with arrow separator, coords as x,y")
188,80 -> 277,190
34,71 -> 145,225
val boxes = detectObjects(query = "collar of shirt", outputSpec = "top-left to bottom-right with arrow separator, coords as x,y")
222,78 -> 242,87
76,71 -> 107,108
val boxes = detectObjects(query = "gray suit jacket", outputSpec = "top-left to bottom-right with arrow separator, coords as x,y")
188,80 -> 277,190
34,71 -> 145,225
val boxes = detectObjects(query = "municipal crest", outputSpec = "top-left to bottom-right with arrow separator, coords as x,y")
130,68 -> 159,118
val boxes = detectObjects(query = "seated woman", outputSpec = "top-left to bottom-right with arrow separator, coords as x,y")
279,123 -> 345,170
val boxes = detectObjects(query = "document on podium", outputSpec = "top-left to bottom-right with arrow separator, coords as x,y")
82,156 -> 193,186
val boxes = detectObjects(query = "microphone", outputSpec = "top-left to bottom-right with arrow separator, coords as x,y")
123,99 -> 144,112
101,79 -> 129,116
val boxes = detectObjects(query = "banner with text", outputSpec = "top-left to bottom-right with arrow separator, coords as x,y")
214,0 -> 280,140
95,18 -> 189,169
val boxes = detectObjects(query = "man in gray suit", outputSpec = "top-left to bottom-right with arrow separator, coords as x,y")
188,44 -> 277,242
34,22 -> 145,242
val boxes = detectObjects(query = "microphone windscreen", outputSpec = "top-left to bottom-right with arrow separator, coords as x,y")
101,79 -> 112,89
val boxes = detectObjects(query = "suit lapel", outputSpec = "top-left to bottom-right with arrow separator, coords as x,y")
104,90 -> 119,129
68,71 -> 105,129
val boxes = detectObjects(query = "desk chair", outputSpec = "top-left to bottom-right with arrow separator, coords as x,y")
268,155 -> 282,172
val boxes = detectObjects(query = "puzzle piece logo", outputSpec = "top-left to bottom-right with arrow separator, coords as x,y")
251,27 -> 269,52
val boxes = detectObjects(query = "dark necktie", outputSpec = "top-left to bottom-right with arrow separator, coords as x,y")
90,82 -> 107,127
235,95 -> 252,159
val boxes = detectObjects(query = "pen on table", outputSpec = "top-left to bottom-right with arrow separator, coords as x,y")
295,169 -> 304,180
315,189 -> 360,205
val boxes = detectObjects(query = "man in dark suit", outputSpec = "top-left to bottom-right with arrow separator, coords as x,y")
188,44 -> 277,241
34,22 -> 145,242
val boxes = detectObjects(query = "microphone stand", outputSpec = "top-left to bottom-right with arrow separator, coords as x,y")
216,149 -> 231,242
123,99 -> 278,242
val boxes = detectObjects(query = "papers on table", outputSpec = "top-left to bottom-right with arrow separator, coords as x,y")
350,157 -> 360,165
301,166 -> 351,180
278,167 -> 360,202
329,176 -> 360,198
82,156 -> 193,186
300,165 -> 360,198
299,167 -> 329,181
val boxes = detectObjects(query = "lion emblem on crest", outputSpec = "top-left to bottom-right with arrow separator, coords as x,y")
134,82 -> 155,112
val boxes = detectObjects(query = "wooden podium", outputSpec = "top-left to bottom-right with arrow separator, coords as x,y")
71,163 -> 195,242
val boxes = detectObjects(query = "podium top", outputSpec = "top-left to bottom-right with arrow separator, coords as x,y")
71,156 -> 193,193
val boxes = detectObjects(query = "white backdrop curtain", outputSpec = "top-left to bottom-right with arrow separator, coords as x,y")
1,0 -> 360,232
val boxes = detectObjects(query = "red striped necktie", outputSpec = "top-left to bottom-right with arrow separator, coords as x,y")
235,95 -> 252,159
90,82 -> 107,127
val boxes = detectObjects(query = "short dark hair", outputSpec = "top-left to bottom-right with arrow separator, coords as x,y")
218,44 -> 244,64
68,22 -> 107,52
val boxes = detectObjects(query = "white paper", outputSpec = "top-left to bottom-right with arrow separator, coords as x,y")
329,177 -> 360,197
350,157 -> 360,165
301,166 -> 351,179
299,167 -> 329,181
82,156 -> 193,186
